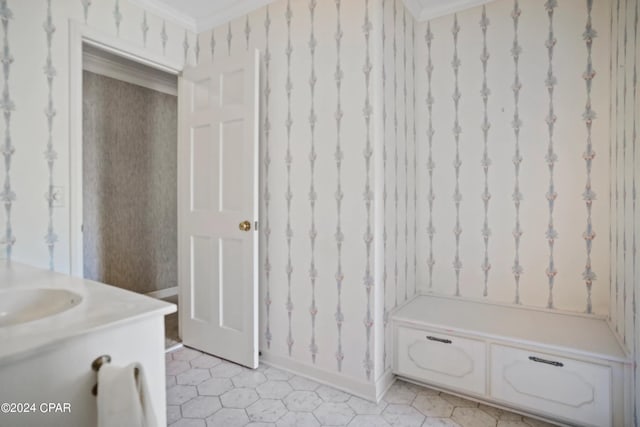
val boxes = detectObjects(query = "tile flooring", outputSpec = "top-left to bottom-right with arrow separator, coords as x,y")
166,347 -> 555,427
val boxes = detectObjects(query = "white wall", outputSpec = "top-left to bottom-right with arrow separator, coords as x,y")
414,0 -> 611,315
608,0 -> 639,422
381,0 -> 417,373
1,0 -> 386,396
0,0 -> 195,271
3,0 -> 629,403
198,0 -> 383,392
610,0 -> 638,351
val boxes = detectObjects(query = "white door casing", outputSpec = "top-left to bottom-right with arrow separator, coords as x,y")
178,49 -> 259,368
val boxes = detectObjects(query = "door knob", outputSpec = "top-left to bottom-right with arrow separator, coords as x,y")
239,220 -> 251,232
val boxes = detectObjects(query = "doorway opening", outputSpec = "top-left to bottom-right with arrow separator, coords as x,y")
69,23 -> 260,367
78,41 -> 181,351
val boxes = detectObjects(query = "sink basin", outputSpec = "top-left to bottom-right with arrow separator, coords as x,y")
0,288 -> 83,327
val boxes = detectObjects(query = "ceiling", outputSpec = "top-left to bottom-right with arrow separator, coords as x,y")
131,0 -> 494,33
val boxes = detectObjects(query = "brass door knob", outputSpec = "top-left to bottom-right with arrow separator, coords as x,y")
239,220 -> 251,231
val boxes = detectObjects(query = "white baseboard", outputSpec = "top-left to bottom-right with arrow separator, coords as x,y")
146,286 -> 178,300
375,369 -> 396,401
259,351 -> 378,401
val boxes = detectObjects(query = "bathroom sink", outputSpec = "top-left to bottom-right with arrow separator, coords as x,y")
0,288 -> 82,327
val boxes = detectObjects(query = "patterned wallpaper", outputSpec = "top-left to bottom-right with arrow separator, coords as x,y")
199,0 -> 380,386
0,0 -> 195,270
0,0 -> 383,390
83,71 -> 177,295
382,0 -> 417,372
608,0 -> 638,397
1,0 -> 632,398
414,0 -> 612,314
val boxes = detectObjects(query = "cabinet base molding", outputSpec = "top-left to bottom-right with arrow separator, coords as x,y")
400,376 -> 572,427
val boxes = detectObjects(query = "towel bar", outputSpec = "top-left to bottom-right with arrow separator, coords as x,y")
91,354 -> 139,396
92,355 -> 111,372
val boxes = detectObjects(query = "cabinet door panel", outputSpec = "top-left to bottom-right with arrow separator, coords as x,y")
395,326 -> 486,395
491,344 -> 611,427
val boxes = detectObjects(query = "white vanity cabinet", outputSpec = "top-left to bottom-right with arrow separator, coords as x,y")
0,316 -> 168,427
0,262 -> 176,427
392,295 -> 631,427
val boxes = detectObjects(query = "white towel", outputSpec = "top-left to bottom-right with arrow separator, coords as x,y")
97,363 -> 157,427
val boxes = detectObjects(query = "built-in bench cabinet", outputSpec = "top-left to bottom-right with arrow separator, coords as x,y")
392,295 -> 632,427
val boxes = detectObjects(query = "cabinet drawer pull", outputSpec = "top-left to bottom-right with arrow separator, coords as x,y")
426,336 -> 452,344
528,356 -> 563,367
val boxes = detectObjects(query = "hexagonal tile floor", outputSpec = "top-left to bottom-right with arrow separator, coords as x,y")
166,347 -> 556,427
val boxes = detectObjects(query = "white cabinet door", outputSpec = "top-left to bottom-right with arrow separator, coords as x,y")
395,326 -> 486,395
178,50 -> 259,368
490,344 -> 611,427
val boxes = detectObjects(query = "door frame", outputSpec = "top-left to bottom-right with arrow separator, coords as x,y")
68,20 -> 182,277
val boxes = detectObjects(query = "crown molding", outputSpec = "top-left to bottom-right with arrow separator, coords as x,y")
128,0 -> 197,32
195,0 -> 274,32
414,0 -> 496,22
130,0 -> 495,34
401,0 -> 423,20
130,0 -> 275,34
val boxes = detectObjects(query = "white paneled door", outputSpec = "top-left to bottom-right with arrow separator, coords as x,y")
178,50 -> 259,368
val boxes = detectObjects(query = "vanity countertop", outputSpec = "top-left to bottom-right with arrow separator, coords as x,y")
0,261 -> 176,366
